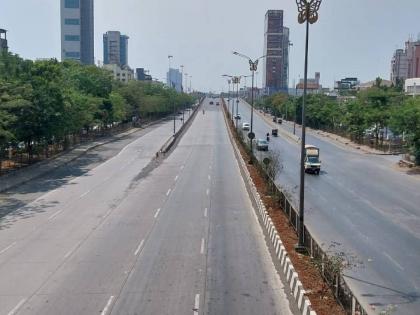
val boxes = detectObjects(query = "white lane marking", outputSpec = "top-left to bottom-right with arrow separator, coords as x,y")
101,296 -> 115,315
134,239 -> 145,256
206,189 -> 210,196
47,210 -> 63,221
64,242 -> 81,259
0,242 -> 17,255
193,294 -> 200,314
174,175 -> 179,181
80,190 -> 92,198
166,189 -> 172,196
154,208 -> 161,219
383,252 -> 404,271
7,298 -> 26,315
204,208 -> 208,218
208,175 -> 211,181
200,238 -> 205,254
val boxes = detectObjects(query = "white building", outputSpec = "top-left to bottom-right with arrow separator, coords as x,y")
405,78 -> 420,96
103,64 -> 134,83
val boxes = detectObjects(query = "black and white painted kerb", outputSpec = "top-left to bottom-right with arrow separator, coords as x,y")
223,102 -> 317,315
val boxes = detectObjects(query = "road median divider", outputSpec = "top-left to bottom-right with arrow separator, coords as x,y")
157,97 -> 204,157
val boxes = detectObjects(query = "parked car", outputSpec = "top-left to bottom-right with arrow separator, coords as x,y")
256,139 -> 269,151
242,122 -> 250,131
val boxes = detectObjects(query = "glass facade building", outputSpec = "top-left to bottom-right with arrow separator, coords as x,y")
61,0 -> 94,65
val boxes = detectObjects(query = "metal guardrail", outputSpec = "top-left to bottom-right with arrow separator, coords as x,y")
223,99 -> 369,315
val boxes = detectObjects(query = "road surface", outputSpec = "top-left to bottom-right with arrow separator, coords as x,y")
234,98 -> 420,314
0,99 -> 295,315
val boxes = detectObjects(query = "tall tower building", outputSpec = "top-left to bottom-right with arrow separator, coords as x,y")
103,31 -> 129,67
262,10 -> 290,95
60,0 -> 94,65
391,37 -> 420,85
0,29 -> 8,52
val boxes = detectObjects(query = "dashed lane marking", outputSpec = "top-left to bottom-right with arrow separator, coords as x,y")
101,296 -> 115,315
134,239 -> 145,256
0,242 -> 17,255
7,298 -> 26,315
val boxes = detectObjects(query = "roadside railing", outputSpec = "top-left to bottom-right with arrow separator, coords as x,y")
222,98 -> 369,315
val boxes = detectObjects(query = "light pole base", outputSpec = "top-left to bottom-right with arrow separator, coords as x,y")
294,244 -> 308,255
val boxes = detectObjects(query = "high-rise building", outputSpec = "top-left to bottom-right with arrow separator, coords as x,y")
167,68 -> 183,93
103,31 -> 129,67
391,38 -> 420,85
262,10 -> 290,95
60,0 -> 94,65
136,68 -> 152,81
0,29 -> 7,52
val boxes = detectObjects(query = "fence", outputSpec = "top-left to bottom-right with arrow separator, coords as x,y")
225,101 -> 368,315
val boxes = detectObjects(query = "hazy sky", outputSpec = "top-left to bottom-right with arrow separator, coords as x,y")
1,0 -> 420,92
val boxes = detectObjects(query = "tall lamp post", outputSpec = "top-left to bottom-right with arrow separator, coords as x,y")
233,51 -> 266,163
233,76 -> 241,129
222,74 -> 236,121
295,0 -> 322,252
168,55 -> 176,135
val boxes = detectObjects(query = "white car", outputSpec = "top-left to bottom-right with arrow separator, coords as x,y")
242,122 -> 250,131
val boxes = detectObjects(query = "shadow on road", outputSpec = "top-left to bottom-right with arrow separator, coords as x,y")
0,135 -> 134,228
344,274 -> 419,307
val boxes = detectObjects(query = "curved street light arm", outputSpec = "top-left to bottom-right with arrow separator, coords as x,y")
232,51 -> 252,62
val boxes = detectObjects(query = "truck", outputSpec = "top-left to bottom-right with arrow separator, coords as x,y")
304,145 -> 321,175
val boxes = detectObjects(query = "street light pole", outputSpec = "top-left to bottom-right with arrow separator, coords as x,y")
168,55 -> 176,135
295,0 -> 322,252
233,51 -> 266,163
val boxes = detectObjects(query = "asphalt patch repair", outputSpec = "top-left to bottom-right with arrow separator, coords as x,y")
229,121 -> 346,315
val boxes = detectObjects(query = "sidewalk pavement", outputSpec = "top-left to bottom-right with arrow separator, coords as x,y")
0,120 -> 164,194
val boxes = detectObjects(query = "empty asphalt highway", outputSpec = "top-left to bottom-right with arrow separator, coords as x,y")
0,99 -> 295,315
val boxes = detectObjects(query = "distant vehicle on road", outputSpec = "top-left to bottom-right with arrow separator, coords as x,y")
304,145 -> 321,175
256,139 -> 269,151
209,101 -> 214,105
242,122 -> 250,131
272,129 -> 278,137
216,102 -> 220,106
235,113 -> 241,120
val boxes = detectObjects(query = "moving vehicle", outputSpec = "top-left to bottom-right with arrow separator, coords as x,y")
209,101 -> 214,105
216,102 -> 220,106
272,129 -> 278,137
242,122 -> 250,131
256,139 -> 269,151
235,113 -> 241,120
304,145 -> 321,175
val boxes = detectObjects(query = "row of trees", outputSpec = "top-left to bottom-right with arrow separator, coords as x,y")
0,51 -> 194,157
256,79 -> 420,164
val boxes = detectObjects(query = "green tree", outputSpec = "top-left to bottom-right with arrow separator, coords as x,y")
390,97 -> 420,165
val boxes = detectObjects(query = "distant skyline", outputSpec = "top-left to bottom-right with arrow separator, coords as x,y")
1,0 -> 420,92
